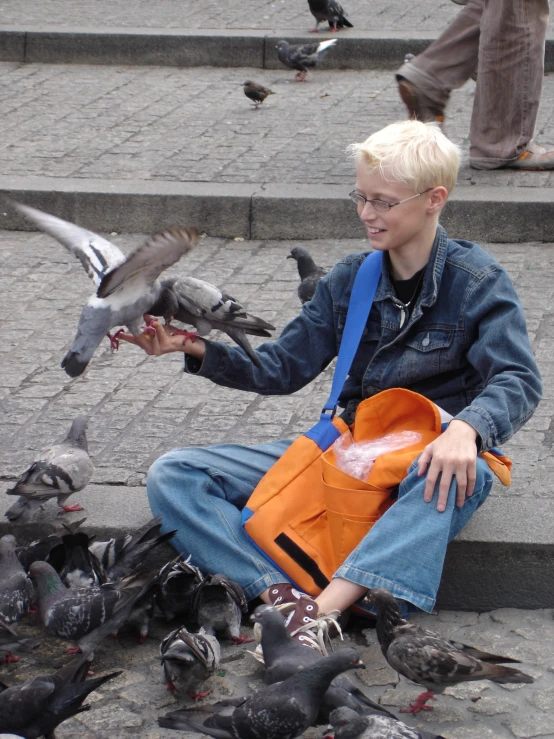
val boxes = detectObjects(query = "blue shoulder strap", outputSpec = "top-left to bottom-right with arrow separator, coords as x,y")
305,250 -> 383,449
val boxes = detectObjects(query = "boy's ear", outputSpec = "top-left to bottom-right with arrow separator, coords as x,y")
427,186 -> 449,213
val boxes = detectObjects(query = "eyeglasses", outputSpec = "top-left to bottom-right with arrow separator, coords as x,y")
348,187 -> 434,212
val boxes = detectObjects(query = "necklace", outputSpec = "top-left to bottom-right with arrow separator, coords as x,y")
390,268 -> 426,329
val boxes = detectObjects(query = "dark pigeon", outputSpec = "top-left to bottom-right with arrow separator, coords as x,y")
276,39 -> 337,81
325,706 -> 446,739
369,588 -> 534,713
243,80 -> 276,107
150,277 -> 276,368
0,536 -> 34,624
6,198 -> 198,377
16,518 -> 88,571
287,245 -> 327,304
0,649 -> 121,738
5,416 -> 93,522
308,0 -> 353,32
46,529 -> 106,588
88,514 -> 176,581
193,573 -> 250,644
158,647 -> 365,737
30,560 -> 159,650
0,617 -> 40,665
251,605 -> 395,723
160,625 -> 221,699
155,555 -> 204,622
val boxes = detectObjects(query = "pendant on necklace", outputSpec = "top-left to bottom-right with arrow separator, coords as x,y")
399,308 -> 406,329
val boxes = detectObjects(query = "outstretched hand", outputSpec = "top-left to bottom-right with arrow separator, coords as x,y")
117,316 -> 206,359
417,419 -> 479,512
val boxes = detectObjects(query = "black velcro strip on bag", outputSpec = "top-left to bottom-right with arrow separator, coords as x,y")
274,534 -> 330,590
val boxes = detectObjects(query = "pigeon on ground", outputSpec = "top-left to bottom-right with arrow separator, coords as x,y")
243,80 -> 276,108
31,560 -> 159,650
0,617 -> 40,665
160,625 -> 221,700
251,605 -> 394,723
46,529 -> 105,588
287,245 -> 327,303
16,518 -> 87,571
369,588 -> 534,713
0,649 -> 121,738
149,277 -> 276,368
156,555 -> 204,622
193,573 -> 250,644
5,198 -> 198,377
88,515 -> 176,581
158,647 -> 365,737
0,536 -> 34,624
5,415 -> 93,522
308,0 -> 353,32
276,39 -> 337,81
324,706 -> 446,739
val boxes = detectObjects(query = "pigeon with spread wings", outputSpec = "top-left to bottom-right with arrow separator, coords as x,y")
5,199 -> 198,377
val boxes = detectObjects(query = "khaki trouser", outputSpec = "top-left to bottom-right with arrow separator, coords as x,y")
397,0 -> 549,169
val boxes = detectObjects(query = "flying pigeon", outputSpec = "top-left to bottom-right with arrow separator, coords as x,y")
30,560 -> 159,651
276,39 -> 337,81
5,415 -> 93,521
0,536 -> 34,624
287,245 -> 328,303
5,198 -> 198,377
0,649 -> 121,738
193,573 -> 250,644
158,647 -> 365,737
308,0 -> 353,32
16,518 -> 87,571
369,588 -> 534,713
46,529 -> 106,588
324,706 -> 446,739
251,605 -> 394,723
156,555 -> 204,622
0,617 -> 41,665
243,80 -> 276,108
88,514 -> 176,581
160,625 -> 221,700
149,277 -> 276,368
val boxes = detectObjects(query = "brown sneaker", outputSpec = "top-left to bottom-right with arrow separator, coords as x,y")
499,140 -> 554,171
396,76 -> 445,125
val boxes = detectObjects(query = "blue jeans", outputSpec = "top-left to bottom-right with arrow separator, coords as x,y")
147,441 -> 493,612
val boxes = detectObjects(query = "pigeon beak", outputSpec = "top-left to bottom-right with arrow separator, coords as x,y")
355,659 -> 366,669
286,253 -> 294,259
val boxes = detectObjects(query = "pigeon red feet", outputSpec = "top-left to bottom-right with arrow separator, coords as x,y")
310,26 -> 319,32
189,690 -> 211,702
295,72 -> 308,82
107,329 -> 125,351
0,652 -> 21,664
58,503 -> 84,514
66,646 -> 82,654
166,681 -> 176,693
28,605 -> 38,615
401,691 -> 436,713
232,635 -> 255,645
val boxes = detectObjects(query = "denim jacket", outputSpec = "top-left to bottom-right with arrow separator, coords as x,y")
187,226 -> 542,452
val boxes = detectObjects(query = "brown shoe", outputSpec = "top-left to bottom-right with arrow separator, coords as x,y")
396,77 -> 445,125
500,141 -> 554,171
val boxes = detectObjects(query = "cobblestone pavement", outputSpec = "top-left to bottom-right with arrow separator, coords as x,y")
1,0 -> 554,33
2,62 -> 554,189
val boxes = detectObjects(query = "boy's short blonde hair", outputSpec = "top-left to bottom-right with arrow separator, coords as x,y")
348,120 -> 460,194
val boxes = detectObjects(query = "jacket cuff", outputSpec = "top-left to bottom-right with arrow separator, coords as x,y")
454,406 -> 497,452
183,340 -> 227,378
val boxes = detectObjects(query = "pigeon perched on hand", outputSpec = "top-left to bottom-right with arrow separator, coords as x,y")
6,198 -> 198,377
276,39 -> 337,81
0,650 -> 121,738
243,80 -> 276,108
0,617 -> 41,665
5,415 -> 93,522
370,588 -> 534,713
150,277 -> 275,368
287,245 -> 328,303
0,536 -> 34,624
308,0 -> 353,32
325,706 -> 446,739
156,555 -> 204,622
160,625 -> 220,700
158,647 -> 365,737
193,573 -> 250,644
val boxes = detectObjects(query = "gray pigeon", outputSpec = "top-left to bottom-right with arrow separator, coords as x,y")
5,415 -> 93,522
369,588 -> 534,713
287,246 -> 327,303
325,706 -> 446,739
30,560 -> 159,651
6,198 -> 198,377
0,649 -> 121,738
0,536 -> 34,624
155,555 -> 204,622
251,605 -> 395,724
276,39 -> 337,81
150,277 -> 276,368
16,518 -> 87,571
0,617 -> 40,665
308,0 -> 353,32
193,573 -> 250,644
158,647 -> 365,737
160,625 -> 221,699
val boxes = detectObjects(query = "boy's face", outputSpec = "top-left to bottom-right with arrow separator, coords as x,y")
354,165 -> 438,257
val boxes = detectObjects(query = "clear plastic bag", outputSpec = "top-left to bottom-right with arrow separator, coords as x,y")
332,430 -> 423,481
